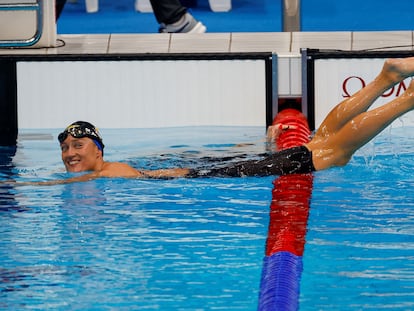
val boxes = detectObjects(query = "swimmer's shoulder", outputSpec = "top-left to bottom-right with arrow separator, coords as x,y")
99,161 -> 144,178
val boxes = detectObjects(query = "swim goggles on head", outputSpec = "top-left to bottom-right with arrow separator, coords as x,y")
58,122 -> 105,152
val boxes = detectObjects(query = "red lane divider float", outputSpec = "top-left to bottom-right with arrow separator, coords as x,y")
258,109 -> 314,311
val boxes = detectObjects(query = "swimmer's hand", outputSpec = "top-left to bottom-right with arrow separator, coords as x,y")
0,173 -> 99,186
266,123 -> 297,142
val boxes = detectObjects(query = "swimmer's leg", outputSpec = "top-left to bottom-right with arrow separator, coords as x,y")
312,79 -> 414,169
314,57 -> 414,138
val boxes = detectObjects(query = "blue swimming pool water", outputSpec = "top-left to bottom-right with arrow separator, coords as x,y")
301,127 -> 414,310
1,126 -> 413,310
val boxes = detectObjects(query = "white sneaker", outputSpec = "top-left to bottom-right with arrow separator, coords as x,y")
159,13 -> 207,33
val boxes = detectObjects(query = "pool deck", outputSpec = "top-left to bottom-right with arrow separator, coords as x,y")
1,30 -> 413,55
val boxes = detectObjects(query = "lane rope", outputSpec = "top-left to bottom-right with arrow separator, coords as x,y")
258,108 -> 314,311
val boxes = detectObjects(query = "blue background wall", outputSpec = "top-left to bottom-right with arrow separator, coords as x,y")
57,0 -> 414,34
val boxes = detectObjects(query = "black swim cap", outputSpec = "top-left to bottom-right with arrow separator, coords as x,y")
58,121 -> 105,153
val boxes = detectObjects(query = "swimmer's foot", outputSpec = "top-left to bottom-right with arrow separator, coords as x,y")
266,123 -> 297,142
381,57 -> 414,85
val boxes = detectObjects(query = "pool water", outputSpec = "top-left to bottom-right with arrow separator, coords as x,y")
301,134 -> 414,310
1,126 -> 413,310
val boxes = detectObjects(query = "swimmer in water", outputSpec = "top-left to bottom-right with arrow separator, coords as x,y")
48,57 -> 414,183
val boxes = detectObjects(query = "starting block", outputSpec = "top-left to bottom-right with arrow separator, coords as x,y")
0,0 -> 56,48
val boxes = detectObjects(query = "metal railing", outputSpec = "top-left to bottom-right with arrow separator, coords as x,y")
0,1 -> 43,47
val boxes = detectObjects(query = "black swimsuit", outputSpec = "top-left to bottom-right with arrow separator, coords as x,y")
188,145 -> 316,178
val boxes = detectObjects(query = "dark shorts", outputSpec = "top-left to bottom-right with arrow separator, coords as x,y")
188,145 -> 316,178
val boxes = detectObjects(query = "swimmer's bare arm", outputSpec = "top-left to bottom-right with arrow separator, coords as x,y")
141,168 -> 190,178
0,163 -> 191,186
99,162 -> 190,178
1,162 -> 141,186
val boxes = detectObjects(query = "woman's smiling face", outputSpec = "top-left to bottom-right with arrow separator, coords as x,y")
60,135 -> 102,172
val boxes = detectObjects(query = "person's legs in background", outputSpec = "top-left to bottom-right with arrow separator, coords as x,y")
55,0 -> 205,33
55,0 -> 67,20
149,0 -> 206,33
